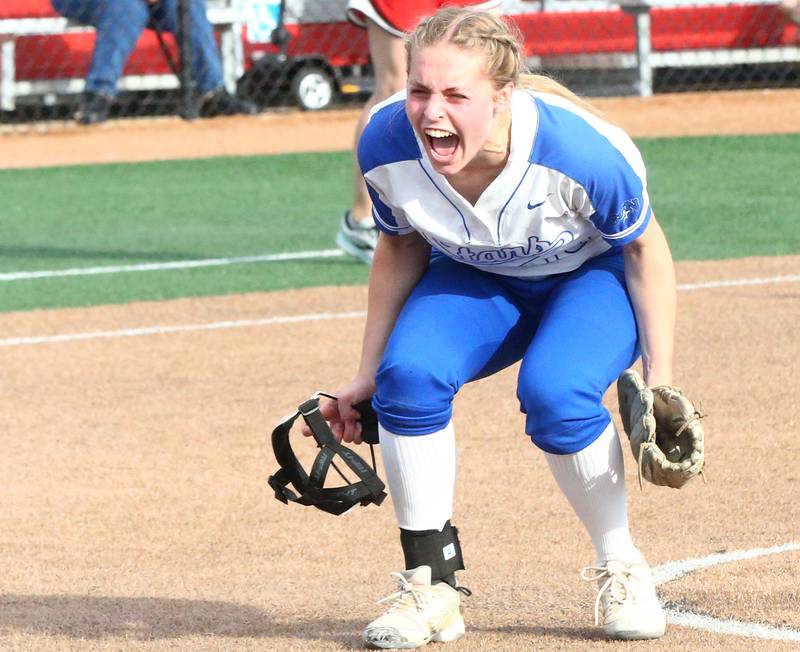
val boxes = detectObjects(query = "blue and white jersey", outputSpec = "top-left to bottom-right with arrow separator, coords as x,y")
358,89 -> 652,278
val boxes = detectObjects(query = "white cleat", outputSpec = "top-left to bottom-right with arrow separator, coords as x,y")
363,566 -> 465,649
581,560 -> 667,640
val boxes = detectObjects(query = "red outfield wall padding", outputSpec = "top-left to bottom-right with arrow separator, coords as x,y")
0,0 -> 59,19
6,3 -> 799,81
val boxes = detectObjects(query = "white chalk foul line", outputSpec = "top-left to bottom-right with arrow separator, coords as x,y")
677,274 -> 800,291
1,248 -> 796,290
654,541 -> 800,584
0,272 -> 798,348
0,311 -> 367,347
654,541 -> 800,641
0,249 -> 345,281
664,610 -> 800,642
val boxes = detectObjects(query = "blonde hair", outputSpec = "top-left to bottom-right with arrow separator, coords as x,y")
405,8 -> 602,117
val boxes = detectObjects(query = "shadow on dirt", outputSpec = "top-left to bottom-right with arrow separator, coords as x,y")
0,593 -> 364,645
0,594 -> 603,646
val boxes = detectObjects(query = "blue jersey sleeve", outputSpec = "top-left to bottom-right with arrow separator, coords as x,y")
357,96 -> 421,236
530,95 -> 651,247
585,161 -> 651,246
365,183 -> 408,235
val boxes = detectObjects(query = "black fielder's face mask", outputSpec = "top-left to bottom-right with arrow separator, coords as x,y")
267,392 -> 386,516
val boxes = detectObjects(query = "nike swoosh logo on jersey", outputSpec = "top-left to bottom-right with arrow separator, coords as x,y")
527,199 -> 547,210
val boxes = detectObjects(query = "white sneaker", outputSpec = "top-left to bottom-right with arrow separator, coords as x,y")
581,560 -> 666,640
336,211 -> 378,264
363,566 -> 465,649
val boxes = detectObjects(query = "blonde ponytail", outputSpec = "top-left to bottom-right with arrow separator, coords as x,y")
518,74 -> 603,117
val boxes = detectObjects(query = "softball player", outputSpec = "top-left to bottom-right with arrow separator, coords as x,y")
321,8 -> 674,648
337,0 -> 502,264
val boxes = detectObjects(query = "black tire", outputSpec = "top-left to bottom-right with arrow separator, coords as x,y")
291,66 -> 335,111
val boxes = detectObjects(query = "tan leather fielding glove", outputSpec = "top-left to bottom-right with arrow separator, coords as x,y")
617,369 -> 705,489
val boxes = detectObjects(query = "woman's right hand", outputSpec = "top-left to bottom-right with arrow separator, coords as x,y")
299,232 -> 429,446
302,375 -> 376,444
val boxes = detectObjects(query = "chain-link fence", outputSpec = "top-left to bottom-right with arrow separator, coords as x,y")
1,0 -> 798,127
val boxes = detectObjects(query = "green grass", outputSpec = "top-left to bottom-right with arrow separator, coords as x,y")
638,134 -> 799,259
0,152 -> 370,311
2,153 -> 355,262
0,133 -> 797,312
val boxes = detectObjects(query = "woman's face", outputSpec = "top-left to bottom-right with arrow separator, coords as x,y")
406,43 -> 510,177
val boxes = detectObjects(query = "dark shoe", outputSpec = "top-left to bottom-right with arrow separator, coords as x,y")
198,89 -> 260,117
75,92 -> 112,125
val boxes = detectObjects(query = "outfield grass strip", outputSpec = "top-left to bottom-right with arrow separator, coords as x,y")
2,134 -> 797,311
2,273 -> 798,348
0,249 -> 345,282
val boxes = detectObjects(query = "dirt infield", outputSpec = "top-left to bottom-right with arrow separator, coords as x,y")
2,89 -> 800,169
1,92 -> 800,650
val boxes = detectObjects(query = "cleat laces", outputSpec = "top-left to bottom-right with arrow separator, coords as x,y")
375,573 -> 470,615
377,572 -> 429,613
581,565 -> 635,626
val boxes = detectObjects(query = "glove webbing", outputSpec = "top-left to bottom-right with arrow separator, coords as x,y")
268,393 -> 386,516
637,409 -> 706,490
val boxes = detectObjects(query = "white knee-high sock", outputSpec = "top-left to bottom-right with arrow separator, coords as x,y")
379,422 -> 456,531
544,422 -> 643,565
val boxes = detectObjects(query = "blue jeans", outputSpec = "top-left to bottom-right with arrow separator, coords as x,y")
51,0 -> 224,96
373,251 -> 640,455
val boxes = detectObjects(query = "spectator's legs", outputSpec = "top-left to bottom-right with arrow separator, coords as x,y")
51,0 -> 99,26
86,0 -> 150,96
186,0 -> 225,93
336,19 -> 407,263
157,0 -> 224,94
52,0 -> 255,122
50,0 -> 147,96
154,0 -> 257,116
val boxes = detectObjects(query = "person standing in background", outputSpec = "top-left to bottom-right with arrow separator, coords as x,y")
336,0 -> 502,263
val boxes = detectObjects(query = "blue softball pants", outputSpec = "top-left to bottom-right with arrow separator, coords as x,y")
372,250 -> 640,455
51,0 -> 224,96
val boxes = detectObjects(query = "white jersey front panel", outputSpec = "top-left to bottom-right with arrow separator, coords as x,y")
358,90 -> 652,278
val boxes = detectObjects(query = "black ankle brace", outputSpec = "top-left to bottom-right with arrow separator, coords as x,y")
400,520 -> 465,586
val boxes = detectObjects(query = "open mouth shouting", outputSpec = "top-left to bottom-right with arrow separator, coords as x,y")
424,127 -> 460,165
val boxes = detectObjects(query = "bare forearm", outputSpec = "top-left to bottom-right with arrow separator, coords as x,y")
624,217 -> 676,387
357,232 -> 431,380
